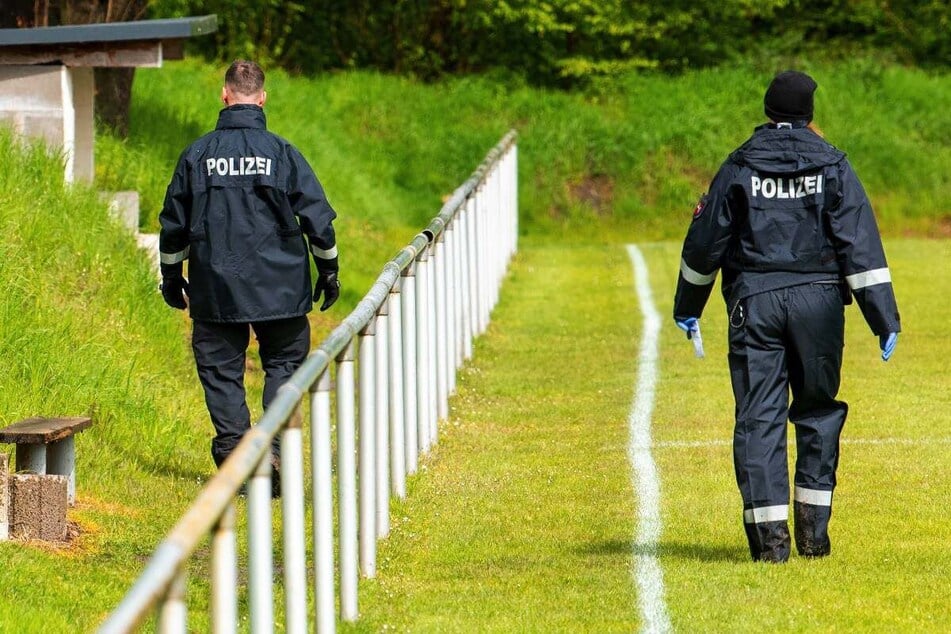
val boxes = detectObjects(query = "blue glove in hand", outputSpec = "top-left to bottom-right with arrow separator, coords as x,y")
675,317 -> 705,358
879,332 -> 898,362
675,317 -> 699,339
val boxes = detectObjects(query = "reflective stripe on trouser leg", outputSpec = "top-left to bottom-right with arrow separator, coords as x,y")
742,502 -> 791,563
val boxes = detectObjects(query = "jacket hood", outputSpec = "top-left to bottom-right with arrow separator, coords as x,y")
215,104 -> 267,130
731,124 -> 845,173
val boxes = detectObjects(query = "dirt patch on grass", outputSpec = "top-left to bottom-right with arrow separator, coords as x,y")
895,214 -> 951,238
13,519 -> 93,557
933,215 -> 951,238
567,173 -> 615,215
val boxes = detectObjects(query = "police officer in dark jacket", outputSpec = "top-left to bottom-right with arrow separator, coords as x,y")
673,71 -> 900,562
159,60 -> 340,490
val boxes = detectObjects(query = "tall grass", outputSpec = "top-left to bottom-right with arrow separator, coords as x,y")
0,130 -> 211,630
99,58 -> 950,252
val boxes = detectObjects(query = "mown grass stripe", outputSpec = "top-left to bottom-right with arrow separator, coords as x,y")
625,244 -> 672,634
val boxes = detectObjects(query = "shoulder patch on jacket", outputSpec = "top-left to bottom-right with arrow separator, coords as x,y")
693,194 -> 708,220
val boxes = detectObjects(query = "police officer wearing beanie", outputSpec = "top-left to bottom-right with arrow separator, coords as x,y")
673,70 -> 900,562
159,60 -> 340,491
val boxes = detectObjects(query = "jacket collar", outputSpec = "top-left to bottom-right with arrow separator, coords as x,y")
215,104 -> 267,130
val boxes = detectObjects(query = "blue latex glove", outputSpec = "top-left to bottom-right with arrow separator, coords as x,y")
675,317 -> 705,358
675,317 -> 699,339
879,332 -> 898,362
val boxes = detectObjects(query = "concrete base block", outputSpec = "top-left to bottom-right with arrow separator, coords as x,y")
0,454 -> 8,540
9,474 -> 67,542
0,65 -> 94,183
101,190 -> 140,233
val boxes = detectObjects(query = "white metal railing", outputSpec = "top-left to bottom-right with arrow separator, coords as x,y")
99,131 -> 518,633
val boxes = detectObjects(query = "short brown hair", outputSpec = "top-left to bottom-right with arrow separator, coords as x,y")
225,60 -> 265,96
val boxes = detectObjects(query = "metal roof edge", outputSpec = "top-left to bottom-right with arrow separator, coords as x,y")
0,15 -> 217,47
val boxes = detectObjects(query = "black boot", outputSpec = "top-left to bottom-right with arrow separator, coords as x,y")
794,501 -> 831,557
745,520 -> 791,563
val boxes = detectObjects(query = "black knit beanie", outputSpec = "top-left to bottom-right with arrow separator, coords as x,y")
764,71 -> 817,123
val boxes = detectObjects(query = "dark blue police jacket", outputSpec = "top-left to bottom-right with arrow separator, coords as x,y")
674,123 -> 900,336
159,105 -> 337,322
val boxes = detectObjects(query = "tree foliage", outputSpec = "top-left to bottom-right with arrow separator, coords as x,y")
20,0 -> 947,86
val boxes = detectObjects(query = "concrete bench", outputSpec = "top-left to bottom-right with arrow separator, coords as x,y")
0,416 -> 92,506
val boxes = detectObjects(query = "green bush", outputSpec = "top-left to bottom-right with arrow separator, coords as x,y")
148,0 -> 950,84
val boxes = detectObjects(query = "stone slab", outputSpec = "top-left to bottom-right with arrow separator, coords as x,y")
9,473 -> 67,542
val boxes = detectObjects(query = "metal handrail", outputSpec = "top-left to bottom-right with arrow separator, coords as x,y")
99,130 -> 518,633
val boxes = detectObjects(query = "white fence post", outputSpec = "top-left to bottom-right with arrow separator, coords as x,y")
374,310 -> 390,539
415,248 -> 432,456
435,233 -> 450,423
157,568 -> 187,634
401,262 -> 419,475
336,340 -> 358,621
211,503 -> 237,634
388,284 -> 407,499
445,222 -> 458,396
281,407 -> 307,634
311,369 -> 335,634
427,238 -> 438,440
248,452 -> 274,634
358,325 -> 377,578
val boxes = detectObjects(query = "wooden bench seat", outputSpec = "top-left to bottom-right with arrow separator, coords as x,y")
0,416 -> 92,505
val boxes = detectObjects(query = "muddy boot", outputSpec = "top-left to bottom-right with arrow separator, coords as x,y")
794,501 -> 831,557
745,520 -> 791,563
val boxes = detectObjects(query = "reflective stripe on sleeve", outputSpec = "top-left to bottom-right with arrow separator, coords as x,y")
845,267 -> 891,290
743,504 -> 789,524
680,259 -> 717,286
794,486 -> 832,506
159,246 -> 190,265
311,244 -> 338,260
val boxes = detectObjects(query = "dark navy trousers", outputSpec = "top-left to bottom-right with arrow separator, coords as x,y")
727,282 -> 847,559
192,316 -> 310,467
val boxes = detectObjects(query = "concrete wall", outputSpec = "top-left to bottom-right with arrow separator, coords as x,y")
0,65 -> 94,183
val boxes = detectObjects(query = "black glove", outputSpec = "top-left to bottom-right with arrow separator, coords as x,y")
314,270 -> 340,311
160,275 -> 189,310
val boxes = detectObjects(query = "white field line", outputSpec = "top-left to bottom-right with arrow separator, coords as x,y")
626,245 -> 672,634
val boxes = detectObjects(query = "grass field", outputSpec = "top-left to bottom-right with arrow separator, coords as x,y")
0,58 -> 948,632
343,237 -> 951,632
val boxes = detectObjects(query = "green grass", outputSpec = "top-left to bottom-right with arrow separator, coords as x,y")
0,130 -> 211,630
345,237 -> 950,632
343,242 -> 641,632
0,57 -> 948,631
99,58 -> 950,251
643,239 -> 950,632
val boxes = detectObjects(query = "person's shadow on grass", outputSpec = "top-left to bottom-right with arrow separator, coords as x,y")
579,539 -> 746,563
